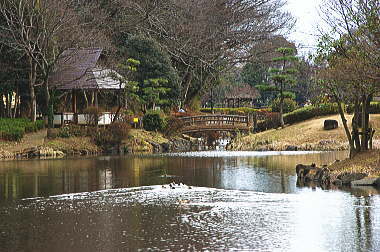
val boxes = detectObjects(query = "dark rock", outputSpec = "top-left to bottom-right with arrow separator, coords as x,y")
324,120 -> 338,130
161,143 -> 170,152
373,178 -> 380,188
285,145 -> 298,151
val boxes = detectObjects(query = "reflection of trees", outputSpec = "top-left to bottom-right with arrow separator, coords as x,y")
0,151 -> 350,201
354,197 -> 374,251
0,156 -> 172,200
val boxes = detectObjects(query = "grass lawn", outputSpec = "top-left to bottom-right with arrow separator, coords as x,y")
231,114 -> 380,151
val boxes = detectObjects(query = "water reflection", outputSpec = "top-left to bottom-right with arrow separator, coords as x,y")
0,186 -> 379,251
0,151 -> 353,201
1,151 -> 380,251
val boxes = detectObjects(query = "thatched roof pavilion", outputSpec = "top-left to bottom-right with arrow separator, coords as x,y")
225,84 -> 260,108
49,48 -> 124,90
49,48 -> 124,115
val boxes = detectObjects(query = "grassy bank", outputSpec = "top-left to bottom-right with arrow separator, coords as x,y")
328,150 -> 380,177
229,114 -> 380,151
0,127 -> 174,160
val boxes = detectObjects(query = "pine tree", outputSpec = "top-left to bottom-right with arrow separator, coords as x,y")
270,47 -> 298,127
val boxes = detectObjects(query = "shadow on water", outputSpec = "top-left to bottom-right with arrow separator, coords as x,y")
0,151 -> 380,251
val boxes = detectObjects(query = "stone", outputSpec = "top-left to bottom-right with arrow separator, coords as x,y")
374,178 -> 380,187
285,145 -> 298,151
337,172 -> 367,185
324,120 -> 338,130
351,177 -> 379,186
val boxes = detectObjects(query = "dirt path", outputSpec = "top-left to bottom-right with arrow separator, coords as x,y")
0,129 -> 47,153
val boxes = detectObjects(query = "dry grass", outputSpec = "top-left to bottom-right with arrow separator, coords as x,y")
0,129 -> 47,152
231,114 -> 380,151
45,136 -> 101,154
125,129 -> 169,152
329,150 -> 380,177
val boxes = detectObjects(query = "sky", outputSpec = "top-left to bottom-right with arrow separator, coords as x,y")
285,0 -> 326,56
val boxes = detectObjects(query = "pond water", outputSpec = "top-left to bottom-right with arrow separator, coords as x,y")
1,151 -> 379,251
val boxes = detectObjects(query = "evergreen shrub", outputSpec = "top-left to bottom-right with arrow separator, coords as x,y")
0,118 -> 45,141
284,103 -> 339,124
271,98 -> 298,113
346,102 -> 380,114
143,110 -> 167,131
200,107 -> 270,115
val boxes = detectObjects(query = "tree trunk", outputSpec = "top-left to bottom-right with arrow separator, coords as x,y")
181,71 -> 193,106
352,100 -> 361,152
335,98 -> 356,158
279,82 -> 284,128
360,95 -> 371,151
0,92 -> 4,117
43,80 -> 53,128
28,57 -> 37,122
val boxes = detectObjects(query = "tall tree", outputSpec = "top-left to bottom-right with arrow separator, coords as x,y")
124,35 -> 179,110
270,47 -> 298,127
316,0 -> 380,157
120,0 -> 295,106
241,36 -> 297,107
0,0 -> 106,123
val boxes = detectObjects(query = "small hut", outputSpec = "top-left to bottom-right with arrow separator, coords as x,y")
49,48 -> 124,126
224,84 -> 260,108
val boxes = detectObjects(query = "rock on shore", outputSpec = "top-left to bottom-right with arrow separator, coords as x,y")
296,163 -> 380,189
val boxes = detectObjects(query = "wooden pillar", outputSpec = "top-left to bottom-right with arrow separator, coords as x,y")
94,89 -> 98,107
72,90 -> 77,113
72,90 -> 78,124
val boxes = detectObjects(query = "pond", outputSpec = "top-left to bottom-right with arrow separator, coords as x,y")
0,151 -> 379,251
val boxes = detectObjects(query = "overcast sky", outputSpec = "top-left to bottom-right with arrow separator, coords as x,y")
285,0 -> 325,55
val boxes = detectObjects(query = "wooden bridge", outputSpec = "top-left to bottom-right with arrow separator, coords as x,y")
178,115 -> 252,134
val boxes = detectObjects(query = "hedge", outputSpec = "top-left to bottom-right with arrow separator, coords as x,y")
200,107 -> 270,115
0,118 -> 45,141
346,102 -> 380,114
283,103 -> 339,125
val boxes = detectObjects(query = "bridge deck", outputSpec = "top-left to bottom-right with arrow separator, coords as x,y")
178,115 -> 251,134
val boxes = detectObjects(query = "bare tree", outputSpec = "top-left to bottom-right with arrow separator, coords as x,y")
316,0 -> 380,157
0,0 -> 107,122
121,0 -> 295,106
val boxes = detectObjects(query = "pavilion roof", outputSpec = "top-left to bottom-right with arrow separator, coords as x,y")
49,48 -> 124,90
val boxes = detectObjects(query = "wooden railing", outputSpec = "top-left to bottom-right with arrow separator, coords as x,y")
177,115 -> 251,133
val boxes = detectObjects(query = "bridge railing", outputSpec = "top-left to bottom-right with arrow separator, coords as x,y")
178,115 -> 249,127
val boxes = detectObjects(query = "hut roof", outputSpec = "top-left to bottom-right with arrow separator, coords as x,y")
49,48 -> 124,90
225,84 -> 260,99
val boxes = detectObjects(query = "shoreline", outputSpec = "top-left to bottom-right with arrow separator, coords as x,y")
0,129 -> 200,161
2,126 -> 380,190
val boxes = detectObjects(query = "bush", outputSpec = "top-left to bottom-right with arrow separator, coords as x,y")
93,122 -> 131,147
0,118 -> 45,141
255,112 -> 281,132
346,102 -> 380,114
57,125 -> 91,138
271,98 -> 298,113
164,116 -> 185,136
2,127 -> 25,141
284,103 -> 339,125
200,107 -> 270,115
143,110 -> 167,131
